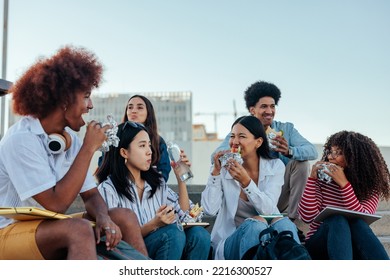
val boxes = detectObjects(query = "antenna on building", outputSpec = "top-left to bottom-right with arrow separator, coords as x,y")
233,99 -> 237,119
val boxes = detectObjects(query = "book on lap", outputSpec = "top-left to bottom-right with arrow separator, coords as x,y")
0,207 -> 72,221
181,222 -> 210,229
314,206 -> 381,225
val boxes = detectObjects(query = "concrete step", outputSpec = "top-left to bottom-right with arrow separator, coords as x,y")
378,199 -> 390,211
68,187 -> 390,257
378,236 -> 390,255
371,211 -> 390,236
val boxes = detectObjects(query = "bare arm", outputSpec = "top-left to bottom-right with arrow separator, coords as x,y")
33,121 -> 109,213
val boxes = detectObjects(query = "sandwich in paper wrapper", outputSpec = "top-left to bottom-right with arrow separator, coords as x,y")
182,203 -> 204,223
266,127 -> 283,150
219,146 -> 243,168
317,163 -> 336,183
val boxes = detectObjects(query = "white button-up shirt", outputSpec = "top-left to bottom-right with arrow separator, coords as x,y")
0,116 -> 96,228
201,157 -> 285,260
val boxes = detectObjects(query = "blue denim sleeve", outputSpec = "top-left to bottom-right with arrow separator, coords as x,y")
158,136 -> 172,182
273,121 -> 318,162
210,132 -> 231,163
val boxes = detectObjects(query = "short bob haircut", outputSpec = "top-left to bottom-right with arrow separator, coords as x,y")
11,45 -> 103,118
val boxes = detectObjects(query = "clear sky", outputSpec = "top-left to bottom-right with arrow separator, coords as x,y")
3,0 -> 390,146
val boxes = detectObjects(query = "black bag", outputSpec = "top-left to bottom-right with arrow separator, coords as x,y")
97,237 -> 149,260
242,228 -> 311,260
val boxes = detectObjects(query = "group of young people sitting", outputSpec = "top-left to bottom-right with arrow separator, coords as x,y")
0,46 -> 389,260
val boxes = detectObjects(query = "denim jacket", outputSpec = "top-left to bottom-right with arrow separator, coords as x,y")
213,120 -> 318,165
158,136 -> 171,182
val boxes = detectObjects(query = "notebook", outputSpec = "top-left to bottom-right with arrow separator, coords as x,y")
181,222 -> 210,229
0,207 -> 72,221
314,206 -> 381,225
260,214 -> 284,223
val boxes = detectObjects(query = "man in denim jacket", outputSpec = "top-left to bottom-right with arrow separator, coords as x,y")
213,81 -> 318,236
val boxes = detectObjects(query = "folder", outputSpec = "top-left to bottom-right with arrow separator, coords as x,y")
0,207 -> 72,221
314,206 -> 381,225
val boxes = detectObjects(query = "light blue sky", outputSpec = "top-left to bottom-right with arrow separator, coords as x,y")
3,0 -> 390,146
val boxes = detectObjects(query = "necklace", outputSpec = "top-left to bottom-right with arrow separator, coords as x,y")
133,182 -> 144,191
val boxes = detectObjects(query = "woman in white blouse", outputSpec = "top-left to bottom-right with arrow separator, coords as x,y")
95,121 -> 210,260
201,116 -> 299,260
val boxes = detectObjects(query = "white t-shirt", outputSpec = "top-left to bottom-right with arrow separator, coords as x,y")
0,116 -> 97,228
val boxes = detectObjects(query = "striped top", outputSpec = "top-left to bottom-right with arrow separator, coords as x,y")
97,176 -> 194,225
298,177 -> 379,240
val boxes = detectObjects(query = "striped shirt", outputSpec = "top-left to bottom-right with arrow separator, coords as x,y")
98,177 -> 194,225
298,177 -> 379,240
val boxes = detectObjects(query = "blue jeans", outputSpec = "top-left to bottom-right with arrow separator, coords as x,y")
305,215 -> 389,260
144,223 -> 210,260
224,217 -> 299,260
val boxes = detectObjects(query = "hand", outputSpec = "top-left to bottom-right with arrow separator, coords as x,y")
171,149 -> 191,168
226,159 -> 251,187
272,135 -> 289,156
154,205 -> 176,227
211,150 -> 228,176
83,120 -> 111,152
324,164 -> 349,188
95,214 -> 122,251
310,161 -> 325,179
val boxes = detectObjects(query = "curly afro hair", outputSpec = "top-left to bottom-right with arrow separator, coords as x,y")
244,81 -> 282,110
321,131 -> 390,201
11,45 -> 103,118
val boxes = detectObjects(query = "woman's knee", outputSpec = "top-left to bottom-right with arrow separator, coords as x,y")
242,218 -> 268,232
324,214 -> 349,227
186,227 -> 210,244
108,207 -> 138,224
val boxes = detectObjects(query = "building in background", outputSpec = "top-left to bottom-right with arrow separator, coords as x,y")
6,90 -> 389,186
0,79 -> 12,140
88,91 -> 193,143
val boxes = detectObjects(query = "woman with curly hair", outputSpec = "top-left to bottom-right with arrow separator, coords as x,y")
0,46 -> 147,259
298,131 -> 390,259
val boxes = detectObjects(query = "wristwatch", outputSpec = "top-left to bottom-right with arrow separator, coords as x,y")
288,147 -> 294,158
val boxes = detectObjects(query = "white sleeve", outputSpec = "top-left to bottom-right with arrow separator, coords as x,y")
3,133 -> 56,201
201,171 -> 224,216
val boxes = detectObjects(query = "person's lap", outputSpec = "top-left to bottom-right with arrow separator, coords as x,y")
0,220 -> 44,260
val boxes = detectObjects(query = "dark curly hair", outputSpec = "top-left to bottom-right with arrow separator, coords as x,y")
321,131 -> 390,201
11,45 -> 103,118
244,81 -> 282,110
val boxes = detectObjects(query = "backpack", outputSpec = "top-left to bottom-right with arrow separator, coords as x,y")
241,228 -> 311,260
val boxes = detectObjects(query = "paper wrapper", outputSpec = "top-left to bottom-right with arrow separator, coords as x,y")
182,203 -> 204,223
317,163 -> 336,183
266,127 -> 283,150
219,147 -> 243,168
